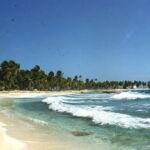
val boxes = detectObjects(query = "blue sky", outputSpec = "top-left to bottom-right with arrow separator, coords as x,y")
0,0 -> 150,81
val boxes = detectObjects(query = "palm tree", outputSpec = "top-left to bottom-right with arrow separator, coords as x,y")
30,65 -> 47,90
47,71 -> 55,90
55,70 -> 63,90
0,60 -> 20,89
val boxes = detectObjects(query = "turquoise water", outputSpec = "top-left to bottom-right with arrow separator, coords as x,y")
10,91 -> 150,149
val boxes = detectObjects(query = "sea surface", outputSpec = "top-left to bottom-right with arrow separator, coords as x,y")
1,90 -> 150,150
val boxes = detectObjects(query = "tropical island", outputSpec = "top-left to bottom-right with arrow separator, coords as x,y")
1,0 -> 150,149
0,60 -> 149,91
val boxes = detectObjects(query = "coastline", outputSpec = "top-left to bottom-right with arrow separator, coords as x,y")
0,120 -> 25,150
0,90 -> 82,150
0,102 -> 103,150
0,89 -> 149,150
0,90 -> 84,98
0,90 -> 100,150
0,88 -> 148,98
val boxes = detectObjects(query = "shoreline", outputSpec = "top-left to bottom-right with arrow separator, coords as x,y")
0,90 -> 85,150
0,121 -> 25,150
0,89 -> 149,150
0,90 -> 100,150
0,103 -> 102,150
0,88 -> 148,98
0,90 -> 84,98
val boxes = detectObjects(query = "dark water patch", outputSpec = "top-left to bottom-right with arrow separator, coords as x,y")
101,90 -> 116,94
71,131 -> 93,136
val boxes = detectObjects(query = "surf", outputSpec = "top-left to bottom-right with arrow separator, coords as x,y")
111,91 -> 150,100
42,94 -> 150,129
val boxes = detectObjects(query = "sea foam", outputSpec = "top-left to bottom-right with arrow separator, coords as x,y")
42,95 -> 150,129
111,91 -> 150,100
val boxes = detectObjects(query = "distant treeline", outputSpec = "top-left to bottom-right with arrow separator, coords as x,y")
0,60 -> 149,91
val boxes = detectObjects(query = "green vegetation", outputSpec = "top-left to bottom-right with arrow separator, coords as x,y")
0,60 -> 148,91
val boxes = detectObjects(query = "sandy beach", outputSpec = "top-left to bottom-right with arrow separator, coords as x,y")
0,90 -> 80,150
0,90 -> 100,150
0,90 -> 84,98
0,89 -> 148,150
0,88 -> 145,98
0,109 -> 91,150
0,121 -> 25,150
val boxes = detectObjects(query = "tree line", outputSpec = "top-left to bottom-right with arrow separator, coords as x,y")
0,60 -> 149,91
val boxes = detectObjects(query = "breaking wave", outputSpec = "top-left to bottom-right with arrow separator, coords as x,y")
111,91 -> 150,100
42,95 -> 150,129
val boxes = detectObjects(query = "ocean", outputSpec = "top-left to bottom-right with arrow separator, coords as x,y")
1,90 -> 150,150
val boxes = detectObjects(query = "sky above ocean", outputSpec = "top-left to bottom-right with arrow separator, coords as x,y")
0,0 -> 150,81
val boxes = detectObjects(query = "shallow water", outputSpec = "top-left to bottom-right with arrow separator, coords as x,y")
1,90 -> 150,150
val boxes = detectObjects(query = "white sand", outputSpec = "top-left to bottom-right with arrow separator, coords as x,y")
0,90 -> 129,150
0,90 -> 82,150
0,122 -> 25,150
0,90 -> 83,98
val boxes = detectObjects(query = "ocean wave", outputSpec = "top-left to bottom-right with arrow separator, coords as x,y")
67,93 -> 110,100
111,91 -> 150,100
42,96 -> 150,129
28,117 -> 48,126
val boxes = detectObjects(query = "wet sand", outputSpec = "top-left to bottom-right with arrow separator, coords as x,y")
0,107 -> 102,150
